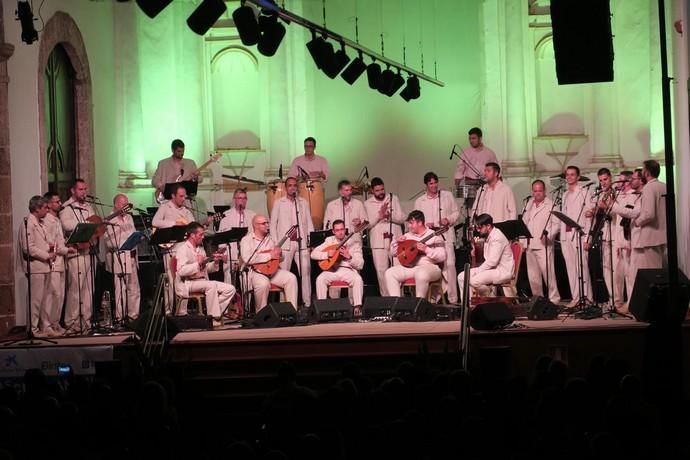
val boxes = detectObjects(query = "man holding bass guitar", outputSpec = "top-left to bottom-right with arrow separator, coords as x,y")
311,220 -> 365,313
240,215 -> 298,312
385,210 -> 447,299
151,139 -> 203,203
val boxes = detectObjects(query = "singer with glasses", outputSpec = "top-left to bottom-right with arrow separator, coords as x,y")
287,136 -> 330,181
240,215 -> 299,312
152,138 -> 202,203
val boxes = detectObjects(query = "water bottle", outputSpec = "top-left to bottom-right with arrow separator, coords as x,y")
101,291 -> 112,328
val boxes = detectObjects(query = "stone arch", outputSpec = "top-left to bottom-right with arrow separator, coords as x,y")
37,12 -> 94,190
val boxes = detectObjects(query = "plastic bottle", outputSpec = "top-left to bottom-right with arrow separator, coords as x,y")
101,291 -> 112,328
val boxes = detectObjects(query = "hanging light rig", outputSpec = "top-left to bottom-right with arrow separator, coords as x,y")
238,0 -> 444,100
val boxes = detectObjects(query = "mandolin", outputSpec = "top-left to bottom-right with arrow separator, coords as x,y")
317,222 -> 369,271
250,225 -> 298,277
396,225 -> 449,268
76,204 -> 133,250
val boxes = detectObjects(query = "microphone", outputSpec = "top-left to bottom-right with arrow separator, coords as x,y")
86,194 -> 98,200
364,166 -> 369,179
549,185 -> 564,194
583,182 -> 596,188
523,195 -> 532,202
325,220 -> 330,229
134,207 -> 149,214
279,163 -> 283,179
612,179 -> 630,184
297,166 -> 309,180
449,144 -> 457,160
180,168 -> 184,177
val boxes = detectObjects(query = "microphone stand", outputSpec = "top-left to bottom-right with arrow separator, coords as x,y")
541,191 -> 562,301
572,185 -> 598,317
239,232 -> 269,321
292,194 -> 306,311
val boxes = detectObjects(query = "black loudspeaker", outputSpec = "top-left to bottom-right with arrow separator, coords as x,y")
526,296 -> 560,321
629,269 -> 690,323
470,303 -> 515,330
133,308 -> 180,340
311,298 -> 353,323
550,0 -> 614,84
252,302 -> 298,328
363,296 -> 397,319
170,315 -> 213,331
393,297 -> 437,322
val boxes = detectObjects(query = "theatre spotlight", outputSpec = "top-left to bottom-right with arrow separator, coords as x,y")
232,4 -> 260,46
257,15 -> 286,57
187,0 -> 227,36
135,0 -> 172,19
377,67 -> 395,95
385,71 -> 406,97
306,32 -> 335,70
340,51 -> 367,85
400,75 -> 421,102
322,43 -> 350,79
16,1 -> 38,44
366,61 -> 382,90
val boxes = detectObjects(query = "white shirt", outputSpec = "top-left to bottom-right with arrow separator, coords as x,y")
288,154 -> 330,180
218,207 -> 256,261
269,197 -> 314,249
323,198 -> 367,233
364,193 -> 406,249
472,180 -> 517,224
44,213 -> 68,272
311,235 -> 364,271
103,213 -> 139,274
610,190 -> 641,250
474,227 -> 514,279
559,185 -> 592,242
390,229 -> 447,266
454,145 -> 498,180
522,197 -> 559,250
239,232 -> 276,266
414,190 -> 460,243
151,157 -> 202,190
59,198 -> 96,256
174,240 -> 219,296
634,178 -> 667,249
152,201 -> 195,229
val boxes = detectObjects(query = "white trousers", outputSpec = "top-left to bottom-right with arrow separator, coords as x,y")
316,267 -> 364,306
457,267 -> 511,302
613,247 -> 631,304
280,242 -> 312,306
598,241 -> 615,304
162,252 -> 175,314
560,237 -> 592,302
249,268 -> 298,311
629,245 -> 666,295
385,264 -> 442,298
111,265 -> 140,320
443,241 -> 458,303
526,248 -> 560,303
27,273 -> 49,331
184,279 -> 236,318
371,247 -> 393,296
65,254 -> 93,330
46,271 -> 65,330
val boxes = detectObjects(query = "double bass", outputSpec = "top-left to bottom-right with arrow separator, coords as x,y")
396,226 -> 449,268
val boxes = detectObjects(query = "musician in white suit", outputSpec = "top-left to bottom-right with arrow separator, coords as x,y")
414,172 -> 460,303
323,180 -> 367,238
521,180 -> 560,303
472,162 -> 517,223
385,210 -> 446,299
175,222 -> 235,327
218,188 -> 256,283
457,214 -> 514,302
240,215 -> 298,311
270,176 -> 315,307
103,194 -> 141,321
364,177 -> 406,296
311,220 -> 365,309
151,139 -> 202,202
631,160 -> 667,279
43,191 -> 71,334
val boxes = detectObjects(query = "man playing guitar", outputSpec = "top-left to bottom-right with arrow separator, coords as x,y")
239,214 -> 298,312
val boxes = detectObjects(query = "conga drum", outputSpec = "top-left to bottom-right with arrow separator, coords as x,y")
266,180 -> 286,216
298,179 -> 325,229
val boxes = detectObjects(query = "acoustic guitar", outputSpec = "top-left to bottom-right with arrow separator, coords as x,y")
317,222 -> 369,271
396,226 -> 449,268
155,153 -> 221,204
251,225 -> 298,276
76,204 -> 133,250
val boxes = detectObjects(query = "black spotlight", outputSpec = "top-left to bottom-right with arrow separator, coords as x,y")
385,71 -> 406,97
400,75 -> 420,102
257,15 -> 286,57
187,0 -> 227,36
16,1 -> 38,44
340,52 -> 367,85
232,5 -> 260,46
306,32 -> 335,70
135,0 -> 173,19
323,43 -> 350,79
377,67 -> 395,95
366,62 -> 382,90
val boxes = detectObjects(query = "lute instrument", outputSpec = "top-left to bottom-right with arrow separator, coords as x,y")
396,226 -> 449,268
75,203 -> 133,250
317,222 -> 369,271
250,225 -> 298,276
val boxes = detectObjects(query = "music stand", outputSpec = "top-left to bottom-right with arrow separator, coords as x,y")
551,211 -> 600,319
309,229 -> 333,248
494,219 -> 533,241
119,231 -> 146,252
66,223 -> 100,334
146,207 -> 159,216
149,225 -> 188,247
213,205 -> 231,215
162,181 -> 199,200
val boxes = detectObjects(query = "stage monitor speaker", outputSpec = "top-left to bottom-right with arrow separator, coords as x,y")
252,302 -> 298,328
550,0 -> 614,84
363,296 -> 398,319
470,302 -> 515,330
526,296 -> 560,321
629,269 -> 690,323
133,308 -> 180,340
170,314 -> 213,331
311,298 -> 353,323
392,297 -> 436,322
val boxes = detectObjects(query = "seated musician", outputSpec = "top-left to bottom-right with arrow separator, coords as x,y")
457,213 -> 514,302
240,215 -> 298,311
311,219 -> 364,314
384,210 -> 446,299
175,222 -> 236,327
